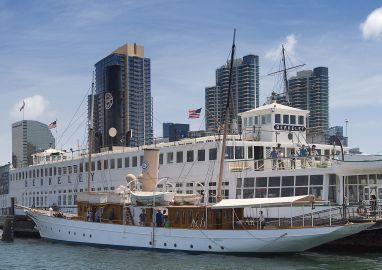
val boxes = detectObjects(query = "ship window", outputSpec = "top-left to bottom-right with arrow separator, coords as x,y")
79,163 -> 83,173
225,146 -> 234,159
310,175 -> 323,186
236,178 -> 242,188
159,154 -> 163,165
298,116 -> 304,125
244,178 -> 254,187
268,188 -> 280,198
248,117 -> 253,126
49,167 -> 52,176
45,168 -> 48,176
256,177 -> 267,187
97,160 -> 102,170
198,150 -> 205,161
132,157 -> 137,167
104,160 -> 109,169
275,114 -> 281,124
167,152 -> 174,164
209,148 -> 217,160
37,170 -> 39,177
281,176 -> 294,187
255,188 -> 266,198
33,170 -> 36,178
187,150 -> 194,162
283,114 -> 289,124
235,146 -> 244,159
261,115 -> 266,125
296,175 -> 308,186
290,115 -> 296,124
110,159 -> 115,169
310,186 -> 323,199
295,187 -> 308,196
58,196 -> 61,206
117,158 -> 122,168
369,174 -> 376,185
269,177 -> 280,187
243,117 -> 248,127
281,188 -> 294,197
54,167 -> 57,175
68,166 -> 72,174
140,156 -> 143,166
41,179 -> 43,186
248,146 -> 253,159
176,151 -> 183,163
63,167 -> 67,175
125,157 -> 130,167
254,116 -> 259,125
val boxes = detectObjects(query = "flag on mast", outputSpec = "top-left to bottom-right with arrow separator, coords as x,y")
19,101 -> 25,112
48,120 -> 57,129
188,108 -> 202,119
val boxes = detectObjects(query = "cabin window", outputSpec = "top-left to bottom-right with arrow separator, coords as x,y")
58,167 -> 62,175
85,163 -> 88,172
254,116 -> 259,125
268,188 -> 280,198
198,150 -> 205,161
209,148 -> 217,160
176,151 -> 183,163
97,160 -> 102,170
68,195 -> 72,205
296,175 -> 308,186
117,158 -> 122,168
310,175 -> 323,186
63,195 -> 66,206
281,188 -> 294,197
269,177 -> 280,187
256,177 -> 267,187
110,159 -> 115,169
290,115 -> 296,124
79,163 -> 83,173
125,157 -> 130,167
91,162 -> 95,171
275,114 -> 281,124
49,167 -> 52,176
54,167 -> 57,175
45,168 -> 48,176
33,170 -> 36,178
282,176 -> 294,186
295,187 -> 308,196
37,170 -> 40,177
248,117 -> 253,126
244,178 -> 254,187
68,166 -> 72,174
248,147 -> 253,159
261,115 -> 266,125
187,150 -> 194,162
132,157 -> 137,167
167,152 -> 174,164
225,146 -> 234,159
104,160 -> 109,169
63,167 -> 67,175
140,156 -> 143,166
159,154 -> 163,165
49,178 -> 52,185
283,114 -> 289,124
243,117 -> 248,127
58,196 -> 61,206
236,178 -> 242,188
298,115 -> 304,125
235,146 -> 244,159
328,174 -> 338,202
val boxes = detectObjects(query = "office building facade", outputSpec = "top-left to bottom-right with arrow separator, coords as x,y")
12,120 -> 55,168
92,43 -> 153,151
288,67 -> 329,141
205,54 -> 259,133
163,123 -> 189,142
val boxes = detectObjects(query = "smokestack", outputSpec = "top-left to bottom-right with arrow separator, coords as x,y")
141,148 -> 159,192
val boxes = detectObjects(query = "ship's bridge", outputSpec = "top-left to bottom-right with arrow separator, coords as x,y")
32,148 -> 69,165
239,101 -> 309,144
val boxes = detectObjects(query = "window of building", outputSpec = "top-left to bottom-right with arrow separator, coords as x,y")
176,151 -> 183,163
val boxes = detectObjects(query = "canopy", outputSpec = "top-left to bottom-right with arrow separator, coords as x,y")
211,195 -> 315,209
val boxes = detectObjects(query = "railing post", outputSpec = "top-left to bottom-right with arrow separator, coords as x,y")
302,206 -> 305,227
311,206 -> 314,227
329,201 -> 332,226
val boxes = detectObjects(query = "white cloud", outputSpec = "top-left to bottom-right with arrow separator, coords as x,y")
10,95 -> 49,120
360,7 -> 382,40
265,34 -> 298,60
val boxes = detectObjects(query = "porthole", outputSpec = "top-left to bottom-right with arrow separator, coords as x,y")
149,241 -> 152,245
221,246 -> 224,250
74,232 -> 76,236
164,243 -> 167,247
174,244 -> 177,247
190,244 -> 193,248
68,231 -> 70,235
89,234 -> 92,238
58,229 -> 60,232
208,245 -> 212,249
83,233 -> 85,237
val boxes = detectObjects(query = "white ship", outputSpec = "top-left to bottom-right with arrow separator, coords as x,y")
24,148 -> 375,253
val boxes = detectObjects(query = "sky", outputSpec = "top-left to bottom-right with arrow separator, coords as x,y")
1,0 -> 382,164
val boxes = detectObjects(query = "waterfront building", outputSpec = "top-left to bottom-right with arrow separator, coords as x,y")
92,43 -> 153,151
287,67 -> 329,142
12,120 -> 55,168
205,54 -> 259,133
163,123 -> 189,142
326,126 -> 348,147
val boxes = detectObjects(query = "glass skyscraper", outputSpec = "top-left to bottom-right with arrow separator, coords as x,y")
12,120 -> 55,168
288,67 -> 329,139
92,43 -> 153,150
205,54 -> 260,133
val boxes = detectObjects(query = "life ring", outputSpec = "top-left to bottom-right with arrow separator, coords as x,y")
357,206 -> 366,215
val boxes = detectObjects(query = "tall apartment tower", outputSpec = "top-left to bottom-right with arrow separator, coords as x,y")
205,54 -> 259,133
12,120 -> 55,168
92,43 -> 153,150
288,67 -> 329,141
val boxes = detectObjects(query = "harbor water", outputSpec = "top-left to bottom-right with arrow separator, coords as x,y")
1,237 -> 382,270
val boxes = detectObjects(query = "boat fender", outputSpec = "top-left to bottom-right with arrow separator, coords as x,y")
356,206 -> 366,215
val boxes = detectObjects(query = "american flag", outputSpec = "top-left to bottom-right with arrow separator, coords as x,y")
48,120 -> 57,129
188,108 -> 202,119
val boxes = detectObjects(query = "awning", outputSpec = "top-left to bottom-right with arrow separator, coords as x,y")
211,195 -> 315,209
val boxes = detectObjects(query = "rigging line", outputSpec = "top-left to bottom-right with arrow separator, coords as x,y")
61,117 -> 88,149
56,84 -> 92,145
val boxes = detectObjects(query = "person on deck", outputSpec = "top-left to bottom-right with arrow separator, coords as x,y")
156,210 -> 163,227
270,147 -> 278,170
95,208 -> 101,223
299,145 -> 308,168
139,209 -> 146,226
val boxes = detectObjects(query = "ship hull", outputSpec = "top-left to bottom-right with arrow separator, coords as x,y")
27,210 -> 373,254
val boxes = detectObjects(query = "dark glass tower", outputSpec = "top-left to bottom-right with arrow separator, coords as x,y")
92,43 -> 153,150
205,55 -> 259,133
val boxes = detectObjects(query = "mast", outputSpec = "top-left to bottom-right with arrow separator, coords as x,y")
217,29 -> 236,202
281,45 -> 289,103
87,72 -> 95,192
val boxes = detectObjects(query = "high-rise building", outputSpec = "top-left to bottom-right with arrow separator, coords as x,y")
12,120 -> 55,168
92,43 -> 153,151
163,123 -> 189,142
0,164 -> 10,195
326,126 -> 348,147
288,67 -> 329,141
205,54 -> 259,133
